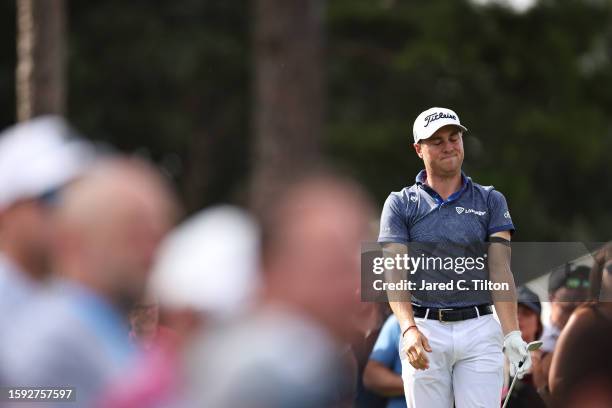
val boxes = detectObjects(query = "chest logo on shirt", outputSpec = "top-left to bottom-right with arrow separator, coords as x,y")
456,206 -> 486,216
409,194 -> 418,203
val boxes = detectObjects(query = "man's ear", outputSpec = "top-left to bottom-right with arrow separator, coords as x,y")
413,143 -> 423,159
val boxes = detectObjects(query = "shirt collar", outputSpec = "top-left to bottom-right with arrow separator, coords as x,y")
415,170 -> 469,204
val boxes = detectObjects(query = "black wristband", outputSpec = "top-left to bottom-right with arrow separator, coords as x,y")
489,236 -> 510,246
402,325 -> 418,337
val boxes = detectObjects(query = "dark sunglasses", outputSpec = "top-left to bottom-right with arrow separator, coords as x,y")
564,277 -> 590,289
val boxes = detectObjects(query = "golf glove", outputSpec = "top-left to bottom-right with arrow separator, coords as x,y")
503,330 -> 531,379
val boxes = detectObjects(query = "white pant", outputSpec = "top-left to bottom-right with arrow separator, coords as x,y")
400,313 -> 504,408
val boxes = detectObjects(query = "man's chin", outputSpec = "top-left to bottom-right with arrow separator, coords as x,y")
435,164 -> 461,176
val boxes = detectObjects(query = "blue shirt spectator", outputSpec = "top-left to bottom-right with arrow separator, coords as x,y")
0,280 -> 136,407
364,315 -> 406,408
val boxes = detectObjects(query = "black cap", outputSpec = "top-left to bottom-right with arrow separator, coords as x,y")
548,263 -> 591,294
517,286 -> 541,317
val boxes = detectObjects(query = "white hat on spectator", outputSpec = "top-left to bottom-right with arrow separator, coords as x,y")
0,116 -> 93,210
150,205 -> 260,318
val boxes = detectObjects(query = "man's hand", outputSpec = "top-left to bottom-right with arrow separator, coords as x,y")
503,330 -> 531,378
402,326 -> 432,370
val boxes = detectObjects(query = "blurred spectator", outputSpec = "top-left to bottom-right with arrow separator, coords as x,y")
352,301 -> 389,408
98,205 -> 259,408
183,173 -> 373,408
362,314 -> 406,408
545,263 -> 591,345
549,243 -> 612,407
0,116 -> 91,331
151,205 -> 260,325
0,158 -> 178,407
502,286 -> 546,408
532,263 -> 590,395
516,286 -> 543,344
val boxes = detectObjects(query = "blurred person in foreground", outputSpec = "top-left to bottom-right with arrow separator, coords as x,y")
0,158 -> 178,407
502,286 -> 546,408
549,243 -> 612,408
362,313 -> 406,408
183,173 -> 373,408
98,205 -> 260,408
0,116 -> 91,331
531,263 -> 590,395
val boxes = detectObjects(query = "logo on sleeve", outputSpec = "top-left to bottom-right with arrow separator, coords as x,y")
504,211 -> 511,219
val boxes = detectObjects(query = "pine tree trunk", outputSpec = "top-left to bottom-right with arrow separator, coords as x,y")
251,0 -> 324,209
16,0 -> 66,121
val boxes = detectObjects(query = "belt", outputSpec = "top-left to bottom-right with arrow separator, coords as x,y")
413,304 -> 492,322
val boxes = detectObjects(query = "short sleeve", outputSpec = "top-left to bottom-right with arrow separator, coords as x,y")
369,315 -> 401,366
487,189 -> 515,236
378,193 -> 409,243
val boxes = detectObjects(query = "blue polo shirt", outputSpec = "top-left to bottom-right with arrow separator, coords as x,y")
369,315 -> 406,408
378,170 -> 515,307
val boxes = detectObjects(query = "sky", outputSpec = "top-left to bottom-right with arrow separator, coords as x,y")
471,0 -> 537,13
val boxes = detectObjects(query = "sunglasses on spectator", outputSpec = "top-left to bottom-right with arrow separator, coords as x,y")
564,277 -> 589,290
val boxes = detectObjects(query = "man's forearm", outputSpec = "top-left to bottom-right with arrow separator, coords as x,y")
389,301 -> 417,333
383,243 -> 415,331
488,235 -> 519,334
363,361 -> 405,397
493,298 -> 519,335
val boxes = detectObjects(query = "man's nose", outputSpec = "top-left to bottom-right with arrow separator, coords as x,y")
441,140 -> 454,152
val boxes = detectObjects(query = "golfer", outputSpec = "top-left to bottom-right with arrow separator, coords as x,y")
378,107 -> 529,407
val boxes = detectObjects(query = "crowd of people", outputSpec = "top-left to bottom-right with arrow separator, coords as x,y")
0,116 -> 610,408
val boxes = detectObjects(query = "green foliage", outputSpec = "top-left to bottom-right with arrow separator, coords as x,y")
67,0 -> 251,209
327,0 -> 612,240
1,0 -> 610,239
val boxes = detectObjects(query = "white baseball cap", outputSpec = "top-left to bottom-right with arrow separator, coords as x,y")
150,205 -> 260,318
0,116 -> 93,210
412,107 -> 468,143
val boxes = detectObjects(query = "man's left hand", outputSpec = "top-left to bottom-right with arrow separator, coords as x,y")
503,330 -> 531,378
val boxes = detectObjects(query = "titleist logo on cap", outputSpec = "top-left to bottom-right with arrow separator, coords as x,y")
424,112 -> 457,127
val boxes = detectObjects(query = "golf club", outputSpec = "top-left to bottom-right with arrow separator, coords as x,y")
502,340 -> 543,408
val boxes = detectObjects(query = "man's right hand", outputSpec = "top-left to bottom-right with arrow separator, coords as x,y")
402,326 -> 432,370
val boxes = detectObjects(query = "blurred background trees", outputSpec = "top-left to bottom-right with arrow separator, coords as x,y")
1,0 -> 610,240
